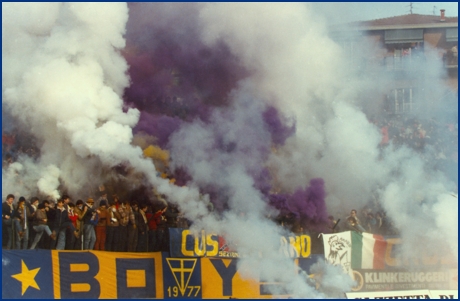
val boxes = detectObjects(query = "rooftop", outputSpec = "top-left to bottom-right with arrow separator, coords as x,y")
350,13 -> 458,27
330,13 -> 458,32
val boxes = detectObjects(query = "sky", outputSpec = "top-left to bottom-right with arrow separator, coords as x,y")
313,2 -> 458,24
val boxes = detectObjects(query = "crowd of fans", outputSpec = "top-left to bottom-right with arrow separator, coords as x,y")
375,116 -> 457,157
327,206 -> 400,237
2,130 -> 40,168
373,115 -> 458,183
2,113 -> 456,251
276,197 -> 400,238
3,185 -> 404,252
2,191 -> 190,251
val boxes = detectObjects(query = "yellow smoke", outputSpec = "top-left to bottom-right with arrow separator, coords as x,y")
143,145 -> 169,164
144,145 -> 177,185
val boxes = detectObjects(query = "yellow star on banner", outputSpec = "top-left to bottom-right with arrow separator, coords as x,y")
11,260 -> 41,296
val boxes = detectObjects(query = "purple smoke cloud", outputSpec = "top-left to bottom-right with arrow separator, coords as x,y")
269,178 -> 329,232
263,106 -> 296,146
120,3 -> 330,234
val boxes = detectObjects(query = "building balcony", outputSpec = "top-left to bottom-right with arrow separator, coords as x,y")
382,56 -> 425,72
382,55 -> 457,78
444,56 -> 458,68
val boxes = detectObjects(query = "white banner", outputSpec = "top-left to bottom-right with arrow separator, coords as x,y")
429,290 -> 458,299
346,290 -> 459,299
346,290 -> 431,299
321,231 -> 353,278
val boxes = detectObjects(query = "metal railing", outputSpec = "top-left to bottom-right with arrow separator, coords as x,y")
383,56 -> 424,71
444,55 -> 458,68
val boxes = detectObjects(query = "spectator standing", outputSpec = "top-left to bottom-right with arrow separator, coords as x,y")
2,194 -> 16,249
345,216 -> 361,233
29,203 -> 56,249
146,206 -> 156,251
117,200 -> 130,251
380,122 -> 390,147
164,203 -> 179,251
74,200 -> 85,250
95,189 -> 108,209
62,195 -> 71,211
327,215 -> 340,233
155,205 -> 168,251
27,197 -> 39,248
42,200 -> 56,249
53,199 -> 78,250
165,203 -> 179,228
66,203 -> 79,250
105,199 -> 121,251
94,200 -> 108,251
345,209 -> 366,233
14,197 -> 31,249
379,212 -> 391,235
127,201 -> 138,252
137,203 -> 149,252
112,194 -> 121,210
452,45 -> 458,64
366,213 -> 378,233
82,198 -> 98,250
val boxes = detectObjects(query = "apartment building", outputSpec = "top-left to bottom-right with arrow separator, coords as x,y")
330,10 -> 458,119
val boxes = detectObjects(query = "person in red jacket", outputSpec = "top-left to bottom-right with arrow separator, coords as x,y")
66,202 -> 79,250
146,205 -> 157,252
94,200 -> 108,251
380,123 -> 389,146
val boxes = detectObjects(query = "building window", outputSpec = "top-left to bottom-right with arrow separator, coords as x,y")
386,88 -> 417,114
383,43 -> 424,70
384,29 -> 423,44
446,28 -> 458,42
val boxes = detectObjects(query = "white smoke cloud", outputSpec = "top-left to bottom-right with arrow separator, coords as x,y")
431,193 -> 458,257
156,3 -> 359,296
309,258 -> 357,298
36,164 -> 61,200
194,1 -> 457,295
2,2 -> 151,200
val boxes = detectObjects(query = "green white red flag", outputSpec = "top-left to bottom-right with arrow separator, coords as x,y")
351,231 -> 387,269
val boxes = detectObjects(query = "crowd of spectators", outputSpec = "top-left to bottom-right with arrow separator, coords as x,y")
373,115 -> 458,183
2,130 -> 40,168
2,191 -> 190,252
325,205 -> 400,237
2,114 -> 456,251
324,194 -> 400,236
340,208 -> 399,236
3,188 -> 403,253
376,116 -> 457,155
273,196 -> 400,240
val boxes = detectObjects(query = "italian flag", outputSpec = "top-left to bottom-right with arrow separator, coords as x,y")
351,232 -> 387,269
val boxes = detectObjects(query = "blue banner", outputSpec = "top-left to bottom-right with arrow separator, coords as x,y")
2,250 -> 54,299
168,228 -> 312,258
162,255 -> 202,298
